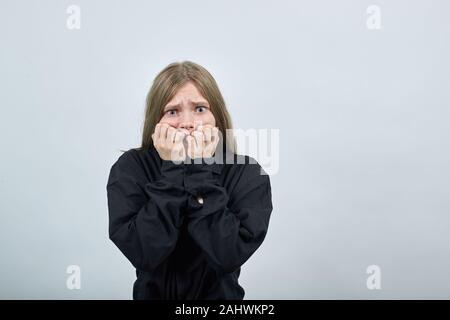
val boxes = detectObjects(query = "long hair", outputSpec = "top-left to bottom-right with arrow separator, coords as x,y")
127,61 -> 237,155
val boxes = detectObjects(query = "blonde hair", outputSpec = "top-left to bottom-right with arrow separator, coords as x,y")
134,60 -> 237,154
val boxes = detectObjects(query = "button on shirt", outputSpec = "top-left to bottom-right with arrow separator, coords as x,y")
106,144 -> 273,300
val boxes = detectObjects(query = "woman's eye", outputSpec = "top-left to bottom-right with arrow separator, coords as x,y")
166,109 -> 177,116
196,106 -> 206,112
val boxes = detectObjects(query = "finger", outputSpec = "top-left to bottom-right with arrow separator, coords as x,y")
210,128 -> 220,151
211,127 -> 219,142
160,123 -> 169,141
174,131 -> 185,144
202,124 -> 214,130
203,126 -> 212,143
186,136 -> 194,158
154,123 -> 161,140
178,128 -> 190,136
167,127 -> 177,144
212,132 -> 220,151
192,130 -> 203,148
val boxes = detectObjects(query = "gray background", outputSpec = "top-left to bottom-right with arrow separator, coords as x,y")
1,0 -> 449,299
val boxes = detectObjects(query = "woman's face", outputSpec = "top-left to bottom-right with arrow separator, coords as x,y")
159,82 -> 216,136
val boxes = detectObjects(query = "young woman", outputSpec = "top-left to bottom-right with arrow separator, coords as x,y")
106,61 -> 273,300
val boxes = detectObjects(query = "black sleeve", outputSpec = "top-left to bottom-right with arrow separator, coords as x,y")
106,153 -> 187,272
183,159 -> 273,275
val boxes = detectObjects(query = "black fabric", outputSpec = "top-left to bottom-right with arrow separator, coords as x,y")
106,144 -> 273,300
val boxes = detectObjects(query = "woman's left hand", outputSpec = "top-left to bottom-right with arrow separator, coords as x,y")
186,125 -> 220,159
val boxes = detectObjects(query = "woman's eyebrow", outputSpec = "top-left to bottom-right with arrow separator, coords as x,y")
164,105 -> 179,111
191,100 -> 209,105
164,100 -> 209,109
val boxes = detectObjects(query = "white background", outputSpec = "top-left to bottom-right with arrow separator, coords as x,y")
0,0 -> 449,299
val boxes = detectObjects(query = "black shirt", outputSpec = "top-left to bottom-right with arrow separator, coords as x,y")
106,144 -> 273,299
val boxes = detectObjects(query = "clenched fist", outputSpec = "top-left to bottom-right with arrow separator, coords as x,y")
151,123 -> 220,162
151,123 -> 187,162
185,124 -> 220,160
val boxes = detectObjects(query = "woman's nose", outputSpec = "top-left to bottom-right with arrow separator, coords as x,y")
179,122 -> 194,132
179,113 -> 195,132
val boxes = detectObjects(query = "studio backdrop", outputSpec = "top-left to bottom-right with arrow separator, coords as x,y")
0,0 -> 449,299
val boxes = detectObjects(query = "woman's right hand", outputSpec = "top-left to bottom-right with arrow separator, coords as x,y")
151,123 -> 187,162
